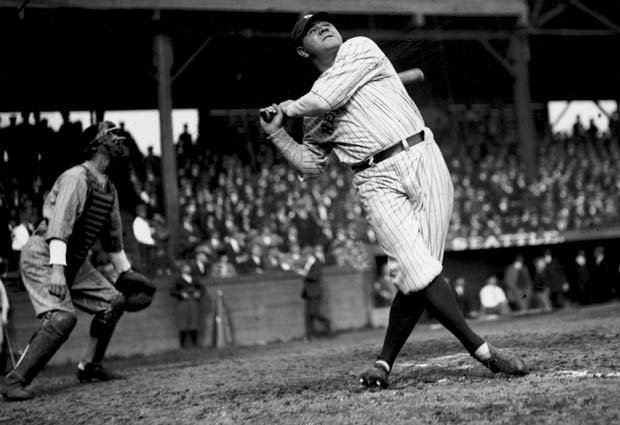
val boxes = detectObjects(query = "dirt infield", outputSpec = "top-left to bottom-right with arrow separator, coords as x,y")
2,302 -> 619,425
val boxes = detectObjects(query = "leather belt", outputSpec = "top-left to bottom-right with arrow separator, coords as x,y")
351,130 -> 425,173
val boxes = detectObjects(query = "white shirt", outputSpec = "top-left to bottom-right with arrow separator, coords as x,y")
133,216 -> 155,246
11,223 -> 30,251
0,278 -> 9,324
479,285 -> 507,309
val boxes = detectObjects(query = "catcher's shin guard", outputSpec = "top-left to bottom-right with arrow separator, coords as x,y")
89,293 -> 125,364
3,311 -> 76,400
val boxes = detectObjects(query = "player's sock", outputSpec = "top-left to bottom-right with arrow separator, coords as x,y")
474,342 -> 491,361
377,290 -> 426,369
423,275 -> 485,354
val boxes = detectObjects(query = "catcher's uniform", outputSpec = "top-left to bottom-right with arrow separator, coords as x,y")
270,36 -> 453,293
20,162 -> 124,317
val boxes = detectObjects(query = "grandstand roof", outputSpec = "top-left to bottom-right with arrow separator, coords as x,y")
0,1 -> 618,111
0,0 -> 529,18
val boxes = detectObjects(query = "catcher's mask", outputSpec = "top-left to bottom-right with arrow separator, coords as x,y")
83,121 -> 128,158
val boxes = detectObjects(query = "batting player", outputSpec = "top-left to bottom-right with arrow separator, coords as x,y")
2,122 -> 155,401
259,12 -> 527,389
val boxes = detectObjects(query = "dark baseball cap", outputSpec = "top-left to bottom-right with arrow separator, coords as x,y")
291,11 -> 334,45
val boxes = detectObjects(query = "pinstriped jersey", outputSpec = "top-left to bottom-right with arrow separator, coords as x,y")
303,36 -> 425,165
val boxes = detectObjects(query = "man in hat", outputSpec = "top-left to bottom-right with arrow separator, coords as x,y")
2,122 -> 155,401
259,12 -> 527,389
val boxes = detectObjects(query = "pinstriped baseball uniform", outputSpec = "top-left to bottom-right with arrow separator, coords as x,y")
268,36 -> 453,292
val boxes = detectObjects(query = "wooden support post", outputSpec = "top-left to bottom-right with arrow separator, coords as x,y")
509,34 -> 537,182
154,30 -> 180,258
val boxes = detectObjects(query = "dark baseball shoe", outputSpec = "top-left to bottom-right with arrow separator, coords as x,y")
360,363 -> 389,389
77,363 -> 125,383
1,381 -> 34,401
479,344 -> 528,376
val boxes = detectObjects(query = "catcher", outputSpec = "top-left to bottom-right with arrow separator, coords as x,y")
2,122 -> 156,401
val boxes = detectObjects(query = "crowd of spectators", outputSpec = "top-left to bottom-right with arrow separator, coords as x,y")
441,106 -> 620,241
1,105 -> 620,278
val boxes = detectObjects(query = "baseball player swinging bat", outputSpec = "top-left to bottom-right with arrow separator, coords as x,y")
260,68 -> 424,122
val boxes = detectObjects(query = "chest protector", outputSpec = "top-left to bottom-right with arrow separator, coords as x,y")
65,166 -> 115,284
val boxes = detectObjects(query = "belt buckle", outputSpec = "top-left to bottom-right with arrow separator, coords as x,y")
368,156 -> 376,168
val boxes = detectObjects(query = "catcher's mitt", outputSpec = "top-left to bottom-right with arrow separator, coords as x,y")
115,269 -> 157,312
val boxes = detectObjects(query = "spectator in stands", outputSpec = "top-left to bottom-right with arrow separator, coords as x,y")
132,203 -> 155,275
503,254 -> 533,312
209,250 -> 237,279
256,224 -> 283,251
193,249 -> 210,277
298,246 -> 331,339
532,257 -> 552,312
222,232 -> 246,266
35,116 -> 56,187
452,276 -> 477,318
13,112 -> 35,188
479,275 -> 511,317
176,123 -> 197,164
237,243 -> 265,275
178,209 -> 202,259
292,204 -> 321,247
543,249 -> 569,309
262,247 -> 282,272
586,118 -> 598,140
372,262 -> 398,309
280,243 -> 304,273
567,250 -> 590,305
144,146 -> 161,175
573,115 -> 585,138
56,110 -> 84,177
590,246 -> 615,303
610,110 -> 620,139
9,211 -> 32,271
170,262 -> 204,348
151,213 -> 174,276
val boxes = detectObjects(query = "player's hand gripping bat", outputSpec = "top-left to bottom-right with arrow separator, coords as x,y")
259,68 -> 424,123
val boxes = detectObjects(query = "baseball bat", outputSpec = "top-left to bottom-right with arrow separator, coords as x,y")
260,68 -> 424,122
260,108 -> 275,122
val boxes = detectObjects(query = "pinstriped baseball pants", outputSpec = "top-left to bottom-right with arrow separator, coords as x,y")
353,128 -> 453,293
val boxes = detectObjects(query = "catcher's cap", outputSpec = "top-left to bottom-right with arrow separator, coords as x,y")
82,121 -> 128,158
291,11 -> 334,45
